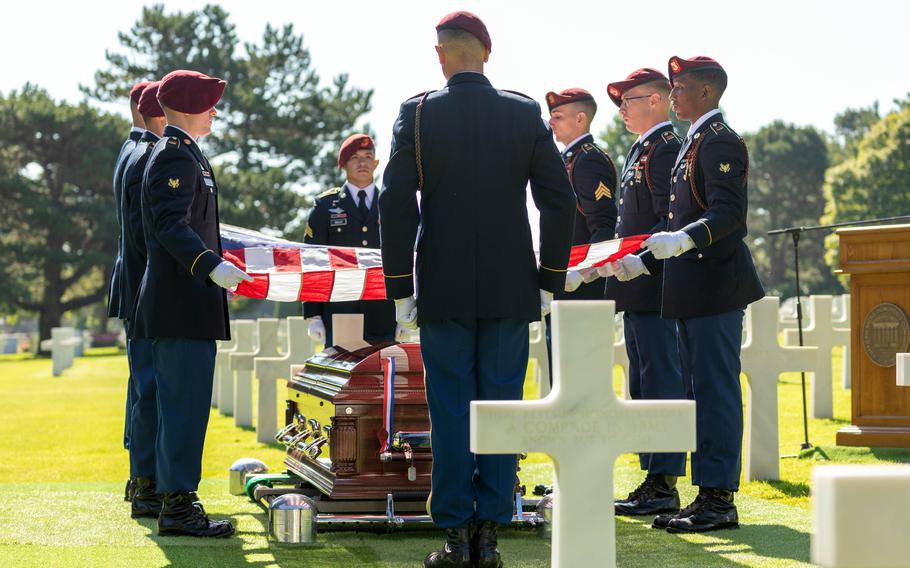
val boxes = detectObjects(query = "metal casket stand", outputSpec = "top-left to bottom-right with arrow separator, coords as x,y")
270,493 -> 318,544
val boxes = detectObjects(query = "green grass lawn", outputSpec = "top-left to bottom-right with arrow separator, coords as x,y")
0,347 -> 907,567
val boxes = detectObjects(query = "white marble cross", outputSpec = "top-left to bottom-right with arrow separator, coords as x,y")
833,294 -> 851,389
528,320 -> 551,398
471,300 -> 695,568
612,314 -> 631,400
213,321 -> 238,407
40,327 -> 81,376
783,295 -> 845,418
230,318 -> 280,428
741,297 -> 819,481
219,320 -> 256,416
253,316 -> 316,444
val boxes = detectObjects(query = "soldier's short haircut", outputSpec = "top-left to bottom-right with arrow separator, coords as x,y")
645,79 -> 672,97
686,68 -> 727,98
437,29 -> 486,58
573,100 -> 597,121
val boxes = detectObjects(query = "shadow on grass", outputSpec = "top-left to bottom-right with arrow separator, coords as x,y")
761,478 -> 810,499
618,516 -> 810,566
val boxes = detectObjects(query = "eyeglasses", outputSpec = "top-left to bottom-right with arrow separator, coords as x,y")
619,94 -> 655,108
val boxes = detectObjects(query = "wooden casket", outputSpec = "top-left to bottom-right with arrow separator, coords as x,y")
278,342 -> 432,501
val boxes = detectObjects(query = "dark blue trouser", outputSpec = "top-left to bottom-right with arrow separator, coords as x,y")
420,318 -> 528,528
152,338 -> 216,493
624,311 -> 687,476
677,309 -> 745,491
127,333 -> 158,479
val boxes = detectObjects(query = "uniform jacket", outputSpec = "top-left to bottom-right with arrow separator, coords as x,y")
605,123 -> 680,313
131,125 -> 229,340
662,113 -> 764,319
379,72 -> 575,323
108,129 -> 143,318
302,184 -> 396,339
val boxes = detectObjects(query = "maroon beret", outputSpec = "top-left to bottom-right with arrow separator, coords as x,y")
545,88 -> 595,112
607,68 -> 668,107
157,70 -> 226,114
436,11 -> 492,53
668,56 -> 725,86
129,81 -> 152,104
338,134 -> 375,168
137,82 -> 165,118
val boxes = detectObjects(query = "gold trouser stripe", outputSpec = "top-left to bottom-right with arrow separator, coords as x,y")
190,249 -> 212,276
384,272 -> 413,278
540,264 -> 567,273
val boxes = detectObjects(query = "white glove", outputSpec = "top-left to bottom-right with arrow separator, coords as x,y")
540,289 -> 554,318
578,267 -> 600,283
209,260 -> 253,289
307,317 -> 326,344
643,230 -> 696,259
613,254 -> 652,282
395,296 -> 418,330
395,324 -> 410,342
564,271 -> 583,292
596,262 -> 615,278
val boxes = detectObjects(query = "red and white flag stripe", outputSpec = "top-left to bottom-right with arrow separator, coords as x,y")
220,224 -> 648,303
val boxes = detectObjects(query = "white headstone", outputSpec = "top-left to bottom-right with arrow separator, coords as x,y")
529,320 -> 550,398
783,295 -> 840,418
332,314 -> 368,351
230,318 -> 280,428
46,327 -> 80,376
253,317 -> 316,444
812,465 -> 910,567
741,297 -> 820,481
613,314 -> 631,400
219,320 -> 256,417
213,321 -> 238,407
470,300 -> 695,568
897,354 -> 910,387
833,294 -> 851,389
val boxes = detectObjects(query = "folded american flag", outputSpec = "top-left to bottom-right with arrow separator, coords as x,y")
220,223 -> 648,303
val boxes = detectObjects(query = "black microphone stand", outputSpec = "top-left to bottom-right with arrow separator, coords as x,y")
768,214 -> 910,453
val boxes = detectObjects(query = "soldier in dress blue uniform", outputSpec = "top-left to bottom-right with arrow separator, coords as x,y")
379,11 -> 575,568
543,88 -> 618,380
132,69 -> 251,538
602,68 -> 688,517
112,80 -> 150,500
118,81 -> 166,520
640,56 -> 764,533
302,134 -> 398,347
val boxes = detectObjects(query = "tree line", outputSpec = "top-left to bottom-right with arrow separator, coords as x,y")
1,4 -> 908,340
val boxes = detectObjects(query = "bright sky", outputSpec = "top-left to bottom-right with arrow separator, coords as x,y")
3,1 -> 909,234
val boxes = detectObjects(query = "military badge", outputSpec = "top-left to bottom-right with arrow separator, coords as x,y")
719,162 -> 731,173
168,178 -> 180,189
305,224 -> 313,239
670,59 -> 681,73
595,181 -> 612,200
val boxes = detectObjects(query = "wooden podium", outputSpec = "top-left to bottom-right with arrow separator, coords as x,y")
836,224 -> 910,447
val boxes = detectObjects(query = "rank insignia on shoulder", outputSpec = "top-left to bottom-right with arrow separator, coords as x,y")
168,178 -> 180,189
719,162 -> 731,173
317,187 -> 342,199
662,131 -> 678,143
581,143 -> 596,152
595,181 -> 612,200
305,224 -> 313,239
710,122 -> 727,134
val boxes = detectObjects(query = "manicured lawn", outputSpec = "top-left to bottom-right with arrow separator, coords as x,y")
0,347 -> 906,567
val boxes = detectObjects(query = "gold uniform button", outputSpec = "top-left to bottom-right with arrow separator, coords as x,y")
668,212 -> 674,219
670,194 -> 676,201
362,226 -> 368,233
362,240 -> 369,246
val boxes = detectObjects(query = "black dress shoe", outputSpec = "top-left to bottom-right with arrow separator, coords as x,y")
474,521 -> 503,568
158,492 -> 234,538
424,526 -> 473,568
131,477 -> 163,518
124,479 -> 134,502
615,474 -> 680,516
666,488 -> 739,533
652,491 -> 708,529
